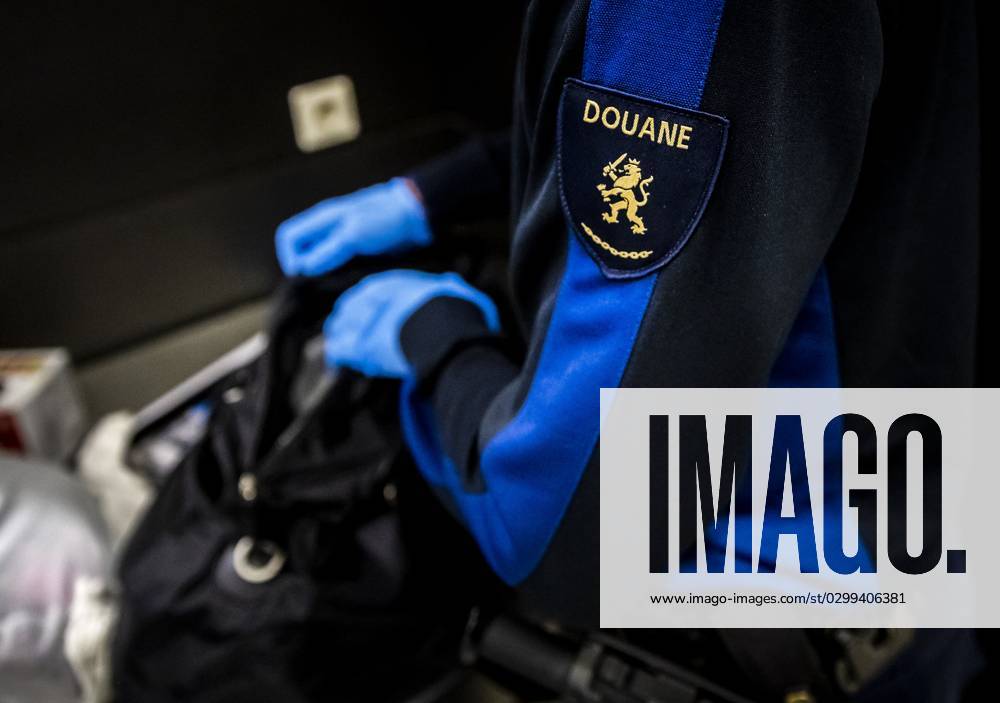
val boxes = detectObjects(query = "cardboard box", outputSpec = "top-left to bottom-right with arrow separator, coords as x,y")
0,349 -> 87,461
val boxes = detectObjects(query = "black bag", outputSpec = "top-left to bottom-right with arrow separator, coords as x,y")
113,274 -> 493,703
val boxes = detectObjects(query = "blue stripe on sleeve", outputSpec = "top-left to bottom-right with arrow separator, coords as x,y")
768,266 -> 840,389
402,0 -> 729,584
582,0 -> 726,105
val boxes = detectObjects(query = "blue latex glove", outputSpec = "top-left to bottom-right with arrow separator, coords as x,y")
323,270 -> 500,378
275,177 -> 432,277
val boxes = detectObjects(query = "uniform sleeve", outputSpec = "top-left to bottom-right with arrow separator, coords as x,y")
407,131 -> 511,232
398,0 -> 883,585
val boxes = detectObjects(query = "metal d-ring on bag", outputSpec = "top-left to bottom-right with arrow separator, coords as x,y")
231,535 -> 286,584
228,370 -> 339,586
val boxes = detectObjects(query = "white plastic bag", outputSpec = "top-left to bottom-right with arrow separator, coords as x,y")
0,457 -> 110,703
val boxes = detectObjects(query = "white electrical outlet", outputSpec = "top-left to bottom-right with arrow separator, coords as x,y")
287,75 -> 361,153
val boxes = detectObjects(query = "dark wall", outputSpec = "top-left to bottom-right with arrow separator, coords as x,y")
1,2 -> 523,361
975,0 -> 991,388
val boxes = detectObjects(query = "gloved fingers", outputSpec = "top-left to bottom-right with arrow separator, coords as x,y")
323,329 -> 364,372
275,201 -> 347,275
323,303 -> 369,366
324,310 -> 394,377
280,198 -> 348,239
339,302 -> 387,343
322,274 -> 412,376
298,218 -> 420,273
275,224 -> 302,276
324,302 -> 365,344
295,229 -> 359,277
323,284 -> 391,351
333,272 -> 399,311
276,227 -> 327,275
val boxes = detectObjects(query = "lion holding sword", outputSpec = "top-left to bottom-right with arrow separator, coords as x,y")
596,153 -> 654,235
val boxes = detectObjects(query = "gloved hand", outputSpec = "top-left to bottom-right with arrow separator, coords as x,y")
323,270 -> 500,378
275,177 -> 432,277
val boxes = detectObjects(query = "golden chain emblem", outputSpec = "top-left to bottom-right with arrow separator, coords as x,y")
580,223 -> 652,260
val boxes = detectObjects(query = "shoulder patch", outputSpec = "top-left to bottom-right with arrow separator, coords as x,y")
558,78 -> 728,279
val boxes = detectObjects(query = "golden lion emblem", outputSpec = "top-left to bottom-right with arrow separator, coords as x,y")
596,153 -> 654,234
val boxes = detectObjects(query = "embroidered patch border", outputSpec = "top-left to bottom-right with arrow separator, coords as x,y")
557,78 -> 729,280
